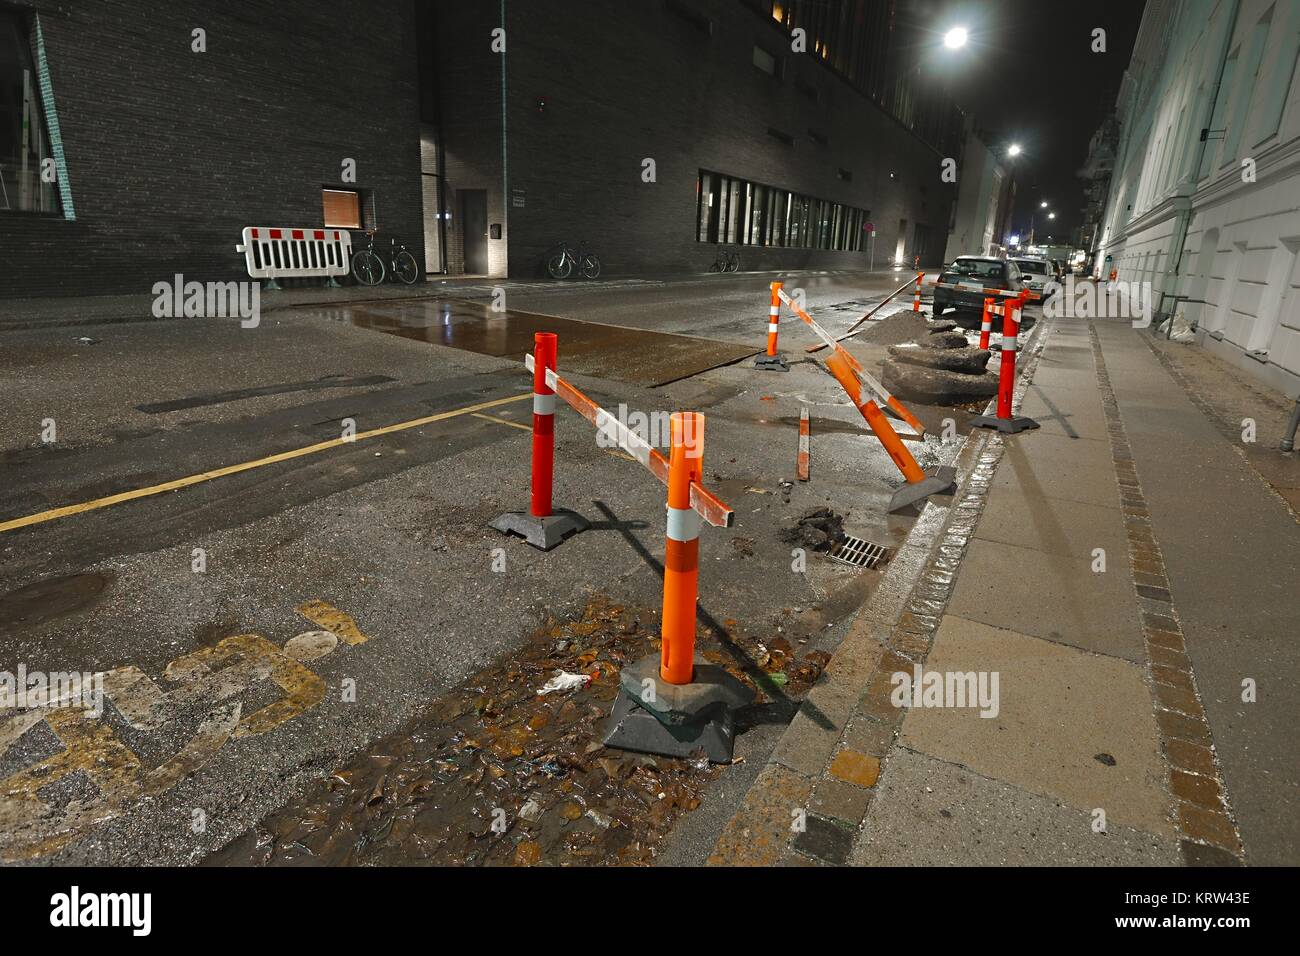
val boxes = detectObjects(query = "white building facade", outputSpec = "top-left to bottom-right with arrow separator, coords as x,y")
1094,0 -> 1300,396
944,122 -> 1009,262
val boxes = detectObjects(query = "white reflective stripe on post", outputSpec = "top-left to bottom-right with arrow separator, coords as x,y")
769,306 -> 780,317
768,322 -> 779,334
666,505 -> 702,542
533,393 -> 555,415
1002,334 -> 1018,352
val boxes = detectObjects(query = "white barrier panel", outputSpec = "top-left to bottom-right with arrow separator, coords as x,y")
236,227 -> 352,280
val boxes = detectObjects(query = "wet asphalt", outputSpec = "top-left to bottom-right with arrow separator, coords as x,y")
0,270 -> 963,864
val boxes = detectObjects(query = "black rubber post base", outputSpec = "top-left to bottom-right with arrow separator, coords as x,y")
888,465 -> 958,513
754,354 -> 790,372
969,414 -> 1041,434
489,509 -> 589,551
602,655 -> 754,763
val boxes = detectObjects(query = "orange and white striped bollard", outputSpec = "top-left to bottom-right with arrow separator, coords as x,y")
755,282 -> 789,370
661,412 -> 704,685
489,331 -> 590,549
980,297 -> 995,350
797,407 -> 810,482
970,297 -> 1040,435
912,272 -> 923,312
530,331 -> 557,519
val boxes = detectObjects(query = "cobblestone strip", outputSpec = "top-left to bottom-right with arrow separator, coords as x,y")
1088,322 -> 1244,865
708,317 -> 1055,866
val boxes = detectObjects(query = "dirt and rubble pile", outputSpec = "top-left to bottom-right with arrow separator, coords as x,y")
881,319 -> 998,406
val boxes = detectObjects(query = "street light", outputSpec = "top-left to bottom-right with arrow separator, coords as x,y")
943,26 -> 968,49
1048,212 -> 1056,220
1040,201 -> 1048,208
1007,144 -> 1022,157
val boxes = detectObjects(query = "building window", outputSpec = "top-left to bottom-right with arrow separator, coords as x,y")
1222,5 -> 1273,164
323,188 -> 362,228
0,9 -> 64,215
753,45 -> 780,77
695,169 -> 865,252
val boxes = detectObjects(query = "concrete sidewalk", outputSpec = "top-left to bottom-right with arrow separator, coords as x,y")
710,311 -> 1299,867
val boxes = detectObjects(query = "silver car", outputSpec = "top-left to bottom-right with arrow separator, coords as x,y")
1010,258 -> 1052,301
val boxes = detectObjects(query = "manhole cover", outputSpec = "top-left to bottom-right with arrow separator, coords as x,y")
827,535 -> 891,569
0,572 -> 112,627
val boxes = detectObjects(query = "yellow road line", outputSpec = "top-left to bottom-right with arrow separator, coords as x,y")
471,412 -> 531,431
0,392 -> 533,534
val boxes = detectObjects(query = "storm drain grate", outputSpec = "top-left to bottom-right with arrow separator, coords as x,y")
827,535 -> 891,569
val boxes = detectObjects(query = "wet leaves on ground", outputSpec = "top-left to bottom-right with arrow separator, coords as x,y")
205,596 -> 830,867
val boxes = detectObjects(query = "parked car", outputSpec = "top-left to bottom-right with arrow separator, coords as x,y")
932,255 -> 1025,315
1010,257 -> 1052,300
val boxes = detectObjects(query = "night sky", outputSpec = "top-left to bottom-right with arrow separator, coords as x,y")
906,0 -> 1146,242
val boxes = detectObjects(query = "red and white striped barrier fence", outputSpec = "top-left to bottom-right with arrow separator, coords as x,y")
236,227 -> 352,289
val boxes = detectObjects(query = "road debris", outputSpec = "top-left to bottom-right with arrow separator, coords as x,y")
206,596 -> 833,867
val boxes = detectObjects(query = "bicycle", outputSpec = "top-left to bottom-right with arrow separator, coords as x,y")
351,228 -> 420,286
709,248 -> 740,273
546,241 -> 601,280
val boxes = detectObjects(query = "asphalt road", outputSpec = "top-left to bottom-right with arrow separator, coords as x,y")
0,270 -> 959,864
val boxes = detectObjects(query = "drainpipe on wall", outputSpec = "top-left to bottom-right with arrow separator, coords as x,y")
1281,399 -> 1300,452
500,0 -> 508,279
1163,0 -> 1240,324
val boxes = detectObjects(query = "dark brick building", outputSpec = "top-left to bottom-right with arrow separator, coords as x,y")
1,0 -> 422,298
425,0 -> 961,279
1,0 -> 960,299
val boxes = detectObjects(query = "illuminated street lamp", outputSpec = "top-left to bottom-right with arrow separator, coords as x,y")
1040,201 -> 1048,208
1007,144 -> 1022,157
944,26 -> 968,49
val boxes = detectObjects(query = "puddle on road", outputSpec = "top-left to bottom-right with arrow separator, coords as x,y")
339,300 -> 756,388
0,572 -> 112,628
205,596 -> 831,867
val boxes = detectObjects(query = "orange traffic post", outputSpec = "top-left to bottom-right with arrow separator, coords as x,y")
660,412 -> 704,685
530,332 -> 557,519
755,281 -> 790,371
826,353 -> 955,512
970,297 -> 1040,435
489,332 -> 590,549
797,406 -> 810,482
912,271 -> 924,313
605,408 -> 752,760
979,297 -> 995,351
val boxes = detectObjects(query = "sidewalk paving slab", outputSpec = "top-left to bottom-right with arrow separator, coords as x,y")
947,538 -> 1145,662
851,748 -> 1182,866
898,615 -> 1174,836
990,433 -> 1121,511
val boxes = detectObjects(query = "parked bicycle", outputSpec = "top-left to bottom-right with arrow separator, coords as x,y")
546,241 -> 601,280
710,248 -> 740,273
352,228 -> 420,286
